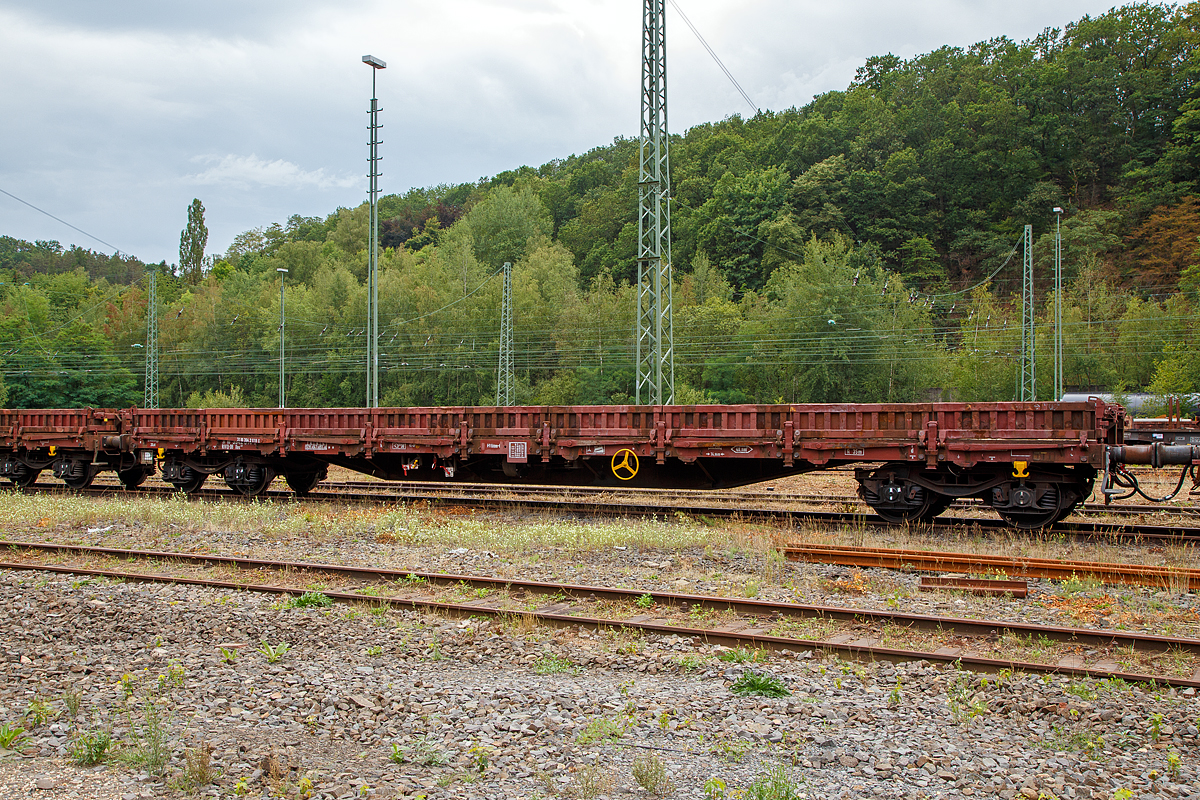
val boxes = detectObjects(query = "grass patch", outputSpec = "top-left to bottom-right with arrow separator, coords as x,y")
631,752 -> 673,795
390,736 -> 449,766
114,699 -> 171,776
717,646 -> 767,664
533,653 -> 578,675
576,717 -> 628,745
68,729 -> 111,765
731,670 -> 790,698
287,591 -> 333,609
745,765 -> 805,800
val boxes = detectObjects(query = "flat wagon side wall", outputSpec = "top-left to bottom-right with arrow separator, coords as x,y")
0,401 -> 1121,473
0,408 -> 123,452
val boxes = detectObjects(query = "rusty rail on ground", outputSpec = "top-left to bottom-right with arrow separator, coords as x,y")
782,543 -> 1200,591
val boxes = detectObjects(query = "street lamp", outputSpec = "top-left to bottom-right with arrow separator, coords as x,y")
1052,207 -> 1063,400
277,267 -> 288,408
363,54 -> 386,408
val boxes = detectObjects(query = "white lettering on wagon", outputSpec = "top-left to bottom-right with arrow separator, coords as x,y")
584,446 -> 605,455
843,448 -> 865,456
704,450 -> 724,457
732,446 -> 752,454
303,443 -> 332,451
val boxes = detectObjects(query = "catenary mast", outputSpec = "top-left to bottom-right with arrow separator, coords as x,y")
636,0 -> 674,405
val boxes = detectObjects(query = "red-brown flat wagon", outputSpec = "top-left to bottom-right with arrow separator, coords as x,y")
0,399 -> 1151,528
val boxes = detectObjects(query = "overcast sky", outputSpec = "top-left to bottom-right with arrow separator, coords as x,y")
0,0 -> 1122,265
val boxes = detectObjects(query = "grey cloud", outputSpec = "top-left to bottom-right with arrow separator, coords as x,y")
1,0 -> 1124,264
0,0 -> 347,35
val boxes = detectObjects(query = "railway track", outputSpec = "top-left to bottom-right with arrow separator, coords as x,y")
313,479 -> 1200,519
60,478 -> 1200,542
3,540 -> 1198,687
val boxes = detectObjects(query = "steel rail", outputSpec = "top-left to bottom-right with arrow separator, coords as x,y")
80,473 -> 1200,517
142,477 -> 1200,519
308,480 -> 1200,518
21,481 -> 1200,540
782,543 -> 1200,591
1,550 -> 1196,688
4,540 -> 1200,656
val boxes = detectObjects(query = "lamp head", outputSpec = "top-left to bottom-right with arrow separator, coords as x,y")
277,268 -> 288,273
362,55 -> 386,69
1052,207 -> 1063,214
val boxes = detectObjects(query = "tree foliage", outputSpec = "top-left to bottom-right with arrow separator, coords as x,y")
179,199 -> 208,285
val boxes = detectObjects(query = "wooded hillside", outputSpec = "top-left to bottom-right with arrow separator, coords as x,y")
2,2 -> 1198,409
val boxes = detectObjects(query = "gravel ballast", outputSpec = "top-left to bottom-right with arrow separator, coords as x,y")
1,567 -> 1198,799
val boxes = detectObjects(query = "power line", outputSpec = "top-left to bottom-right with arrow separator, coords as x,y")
668,0 -> 758,115
0,188 -> 122,255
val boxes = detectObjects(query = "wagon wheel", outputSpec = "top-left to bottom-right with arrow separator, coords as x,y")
868,497 -> 934,524
179,473 -> 207,493
225,464 -> 275,497
118,467 -> 149,490
919,494 -> 954,521
62,464 -> 97,490
8,467 -> 40,489
285,469 -> 324,496
171,469 -> 207,494
859,465 -> 934,524
997,507 -> 1065,530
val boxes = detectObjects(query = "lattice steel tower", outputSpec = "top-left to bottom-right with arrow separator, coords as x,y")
1019,224 -> 1036,401
496,261 -> 514,406
144,266 -> 159,409
636,0 -> 674,405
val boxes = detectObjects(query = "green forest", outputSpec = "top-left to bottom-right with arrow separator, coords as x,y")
2,2 -> 1199,411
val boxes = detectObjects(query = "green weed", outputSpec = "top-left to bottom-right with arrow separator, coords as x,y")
576,717 -> 627,745
731,670 -> 790,698
703,776 -> 728,799
745,765 -> 804,800
565,763 -> 610,799
631,752 -> 672,795
24,697 -> 55,726
718,646 -> 766,664
60,690 -> 82,718
0,722 -> 29,750
68,729 -> 111,765
114,698 -> 171,776
390,736 -> 448,766
533,654 -> 577,675
257,640 -> 291,663
288,591 -> 332,609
